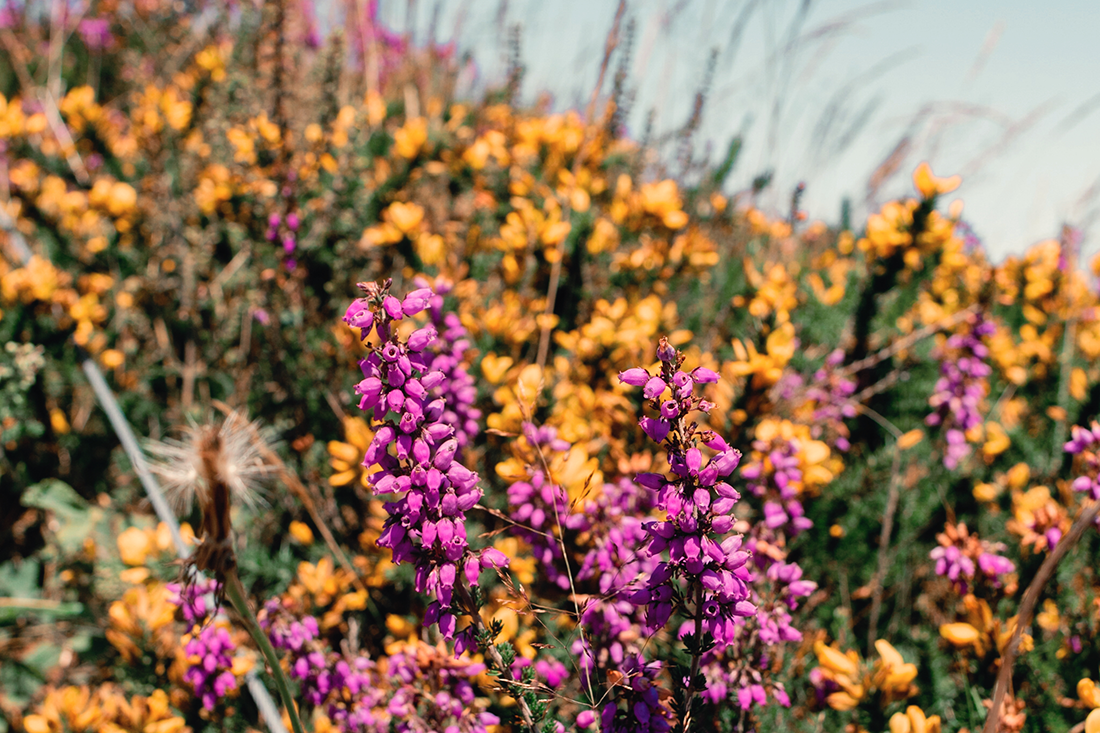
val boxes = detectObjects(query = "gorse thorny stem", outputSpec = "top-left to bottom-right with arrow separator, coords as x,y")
224,568 -> 308,733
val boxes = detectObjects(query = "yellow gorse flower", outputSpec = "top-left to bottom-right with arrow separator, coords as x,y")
23,685 -> 187,733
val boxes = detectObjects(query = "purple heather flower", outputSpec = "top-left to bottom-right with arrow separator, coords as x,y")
1066,422 -> 1100,530
347,281 -> 500,644
183,624 -> 238,710
929,523 -> 1015,593
618,337 -> 757,646
619,368 -> 651,386
167,581 -> 239,711
78,18 -> 113,50
601,654 -> 675,733
926,313 -> 995,469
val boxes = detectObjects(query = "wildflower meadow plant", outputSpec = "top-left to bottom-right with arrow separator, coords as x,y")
10,3 -> 1100,732
618,338 -> 758,726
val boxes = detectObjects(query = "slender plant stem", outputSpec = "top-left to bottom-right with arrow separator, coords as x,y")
867,444 -> 904,649
681,580 -> 706,732
983,498 -> 1100,733
225,568 -> 308,733
457,582 -> 538,731
839,305 -> 977,380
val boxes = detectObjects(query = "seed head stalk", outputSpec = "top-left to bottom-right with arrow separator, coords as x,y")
224,567 -> 308,733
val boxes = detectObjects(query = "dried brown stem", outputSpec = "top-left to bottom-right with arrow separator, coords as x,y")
867,445 -> 903,648
839,305 -> 978,379
983,498 -> 1100,733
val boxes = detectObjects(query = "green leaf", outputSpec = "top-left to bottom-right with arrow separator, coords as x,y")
22,480 -> 96,554
22,479 -> 87,521
0,558 -> 40,598
0,600 -> 84,624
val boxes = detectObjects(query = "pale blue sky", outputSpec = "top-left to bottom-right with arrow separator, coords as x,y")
364,0 -> 1100,260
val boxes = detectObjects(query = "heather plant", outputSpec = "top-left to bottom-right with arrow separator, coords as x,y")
7,2 -> 1100,733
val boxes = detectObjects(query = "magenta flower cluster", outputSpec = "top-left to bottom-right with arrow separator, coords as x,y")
263,601 -> 387,733
183,625 -> 238,711
925,314 -> 995,469
343,280 -> 507,647
570,476 -> 660,680
741,438 -> 813,539
929,528 -> 1015,594
618,340 -> 757,642
804,349 -> 857,452
385,642 -> 501,733
1066,421 -> 1100,501
506,422 -> 574,590
694,426 -> 818,709
597,654 -> 676,733
167,579 -> 237,711
415,276 -> 482,451
166,577 -> 220,625
266,209 -> 301,270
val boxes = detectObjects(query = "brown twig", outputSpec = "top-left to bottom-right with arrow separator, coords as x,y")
866,442 -> 904,649
839,305 -> 978,380
984,497 -> 1100,733
856,401 -> 905,649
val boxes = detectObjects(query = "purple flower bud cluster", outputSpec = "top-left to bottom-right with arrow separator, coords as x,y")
266,210 -> 302,270
343,280 -> 506,646
386,640 -> 501,733
262,601 -> 387,733
166,577 -> 220,625
804,349 -> 857,452
415,276 -> 482,451
929,523 -> 1014,594
166,578 -> 239,711
506,422 -> 574,590
618,338 -> 757,643
1066,421 -> 1100,501
700,657 -> 791,710
182,623 -> 239,711
696,562 -> 809,712
569,477 -> 660,680
599,654 -> 675,733
925,313 -> 995,469
740,430 -> 814,539
694,421 -> 819,712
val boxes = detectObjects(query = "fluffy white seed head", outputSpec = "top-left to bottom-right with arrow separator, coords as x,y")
146,410 -> 273,518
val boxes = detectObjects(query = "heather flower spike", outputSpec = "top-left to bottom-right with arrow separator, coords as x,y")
346,280 -> 538,729
926,313 -> 995,469
616,336 -> 756,728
